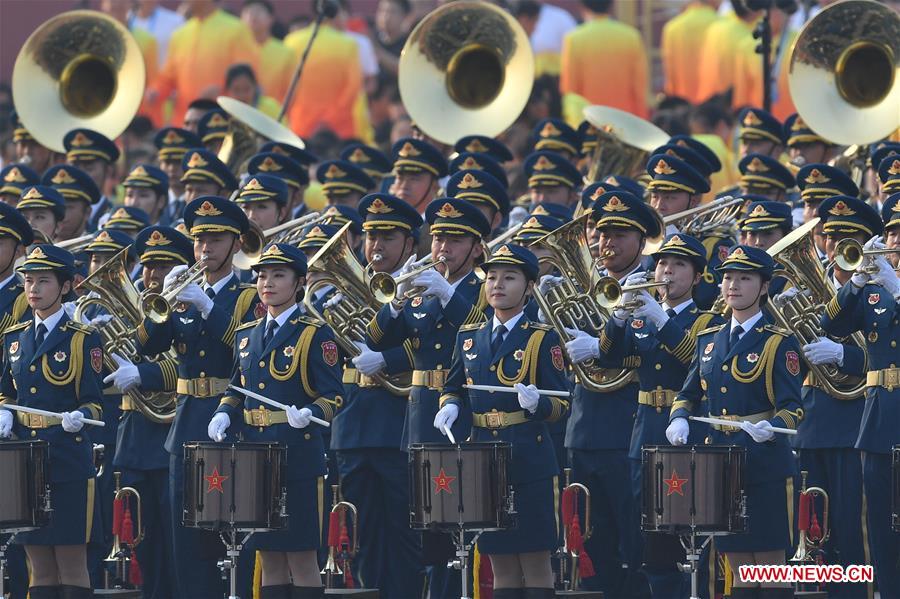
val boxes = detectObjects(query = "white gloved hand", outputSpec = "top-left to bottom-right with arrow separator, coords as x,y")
863,236 -> 885,251
538,275 -> 563,295
632,291 -> 668,328
61,411 -> 85,433
0,410 -> 12,438
396,254 -> 420,299
103,353 -> 142,392
63,301 -> 77,320
870,256 -> 900,298
508,206 -> 530,229
287,406 -> 312,429
176,283 -> 214,318
624,271 -> 649,287
86,313 -> 113,327
774,286 -> 801,305
413,268 -> 453,305
434,403 -> 459,433
666,417 -> 689,446
207,412 -> 230,442
741,420 -> 775,443
564,328 -> 600,364
323,292 -> 344,310
850,269 -> 870,289
803,337 -> 844,366
163,264 -> 188,292
515,383 -> 540,414
352,341 -> 386,376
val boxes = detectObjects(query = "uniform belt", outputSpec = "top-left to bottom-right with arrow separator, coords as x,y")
637,389 -> 678,409
411,369 -> 448,390
121,396 -> 135,411
472,410 -> 528,430
711,410 -> 775,433
243,408 -> 288,427
867,368 -> 900,391
341,368 -> 380,388
176,377 -> 230,398
16,411 -> 61,429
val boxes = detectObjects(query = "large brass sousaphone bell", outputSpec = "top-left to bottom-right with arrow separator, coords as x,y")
12,10 -> 146,153
398,1 -> 534,144
788,0 -> 899,145
215,96 -> 307,174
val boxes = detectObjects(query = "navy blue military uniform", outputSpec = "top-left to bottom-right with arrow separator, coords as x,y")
63,129 -> 119,234
0,203 -> 33,333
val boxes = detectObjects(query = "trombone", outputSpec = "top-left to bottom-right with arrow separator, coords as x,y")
594,274 -> 670,311
57,232 -> 96,253
833,237 -> 900,273
369,256 -> 448,304
140,257 -> 209,323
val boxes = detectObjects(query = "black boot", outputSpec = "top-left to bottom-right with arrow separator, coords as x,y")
57,586 -> 92,599
260,584 -> 293,599
522,588 -> 555,599
290,586 -> 325,599
492,589 -> 525,599
729,587 -> 760,599
26,587 -> 59,599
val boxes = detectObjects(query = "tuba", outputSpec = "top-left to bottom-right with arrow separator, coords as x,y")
74,248 -> 177,423
766,218 -> 867,401
304,223 -> 411,396
12,10 -> 146,153
397,1 -> 534,144
529,216 -> 635,393
582,105 -> 670,184
216,96 -> 307,175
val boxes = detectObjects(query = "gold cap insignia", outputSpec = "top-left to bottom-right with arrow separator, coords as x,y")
828,200 -> 855,216
606,176 -> 619,185
457,173 -> 482,189
262,245 -> 284,257
461,156 -> 483,170
258,156 -> 281,172
367,198 -> 393,214
602,195 -> 630,212
307,226 -> 327,238
130,165 -> 150,178
95,230 -> 114,243
325,164 -> 347,180
28,246 -> 48,259
175,222 -> 189,235
465,139 -> 489,153
22,187 -> 44,200
195,200 -> 223,217
494,245 -> 514,256
731,247 -> 747,258
186,153 -> 208,169
892,202 -> 900,213
436,202 -> 464,218
746,157 -> 769,172
207,113 -> 228,128
748,204 -> 771,218
531,205 -> 550,216
590,186 -> 608,201
742,111 -> 763,127
347,148 -> 368,163
653,160 -> 676,175
110,207 -> 131,219
804,168 -> 830,184
397,142 -> 421,158
243,178 -> 265,191
162,130 -> 184,145
51,169 -> 77,185
69,132 -> 93,147
791,116 -> 807,131
4,167 -> 26,183
532,156 -> 555,171
540,122 -> 562,138
323,206 -> 342,218
523,216 -> 541,228
888,159 -> 900,176
147,230 -> 170,246
664,235 -> 687,247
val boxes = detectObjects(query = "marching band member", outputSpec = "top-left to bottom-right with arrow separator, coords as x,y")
122,165 -> 172,229
197,109 -> 229,155
209,242 -> 344,599
296,223 -> 342,314
135,196 -> 260,598
434,243 -> 570,599
153,128 -> 203,226
10,110 -> 61,174
796,164 -> 860,262
0,203 -> 33,332
0,163 -> 39,208
876,155 -> 900,209
332,193 -> 423,596
179,149 -> 238,205
320,205 -> 365,256
41,164 -> 101,243
446,167 -> 510,236
1,245 -> 104,599
17,186 -> 67,244
532,118 -> 581,162
316,159 -> 376,210
736,108 -> 785,161
522,151 -> 581,212
734,154 -> 795,203
667,245 -> 803,599
885,193 -> 900,269
340,143 -> 393,188
868,145 -> 900,207
62,129 -> 119,233
101,207 -> 151,240
247,151 -> 311,221
783,114 -> 841,169
563,191 -> 659,596
820,196 -> 899,597
234,174 -> 290,232
737,200 -> 792,296
454,135 -> 514,164
388,137 -> 447,214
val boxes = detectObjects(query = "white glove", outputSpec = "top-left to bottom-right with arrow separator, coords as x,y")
538,275 -> 563,295
863,236 -> 885,251
86,313 -> 113,327
207,412 -> 230,442
163,264 -> 188,292
632,291 -> 668,328
666,417 -> 689,445
434,403 -> 459,433
396,254 -> 420,299
850,269 -> 870,289
63,301 -> 77,320
103,353 -> 142,392
0,410 -> 12,438
323,292 -> 344,310
563,328 -> 600,364
870,256 -> 900,298
61,411 -> 85,433
741,420 -> 775,443
624,271 -> 649,287
352,341 -> 386,376
515,383 -> 540,414
413,268 -> 453,305
773,286 -> 801,306
803,336 -> 843,366
508,206 -> 529,229
287,406 -> 312,429
176,283 -> 214,318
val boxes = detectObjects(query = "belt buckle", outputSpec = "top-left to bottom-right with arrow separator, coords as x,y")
195,377 -> 210,397
651,390 -> 666,409
251,409 -> 269,427
28,413 -> 43,428
358,373 -> 374,388
430,370 -> 447,390
885,369 -> 899,392
484,412 -> 503,429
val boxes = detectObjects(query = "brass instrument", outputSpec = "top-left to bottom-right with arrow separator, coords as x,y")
321,484 -> 359,588
140,257 -> 209,325
304,223 -> 411,395
529,216 -> 635,392
12,10 -> 146,153
74,248 -> 177,423
105,472 -> 144,588
582,105 -> 670,183
833,237 -> 900,273
767,218 -> 867,400
369,256 -> 448,304
487,221 -> 525,250
57,232 -> 97,253
232,212 -> 323,270
790,470 -> 829,564
595,274 -> 670,311
216,96 -> 306,175
588,208 -> 665,257
665,196 -> 743,241
787,0 -> 899,146
397,1 -> 534,144
560,468 -> 592,591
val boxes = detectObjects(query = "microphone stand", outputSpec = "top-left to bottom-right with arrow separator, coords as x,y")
277,0 -> 335,122
753,8 -> 773,112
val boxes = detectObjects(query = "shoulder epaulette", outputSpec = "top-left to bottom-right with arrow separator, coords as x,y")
239,282 -> 256,290
296,315 -> 323,327
763,324 -> 790,336
459,322 -> 484,332
2,320 -> 31,335
528,322 -> 553,331
64,321 -> 94,334
235,318 -> 262,332
698,323 -> 726,336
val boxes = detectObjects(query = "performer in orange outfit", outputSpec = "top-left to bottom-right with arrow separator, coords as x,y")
731,8 -> 797,119
694,4 -> 758,103
661,0 -> 721,103
240,0 -> 295,103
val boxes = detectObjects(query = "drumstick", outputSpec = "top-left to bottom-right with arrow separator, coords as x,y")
689,415 -> 797,436
228,385 -> 330,428
442,425 -> 456,445
2,404 -> 105,427
463,384 -> 571,398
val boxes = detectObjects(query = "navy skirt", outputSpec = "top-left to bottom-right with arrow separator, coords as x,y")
717,477 -> 794,553
254,476 -> 323,552
478,476 -> 559,555
15,478 -> 100,546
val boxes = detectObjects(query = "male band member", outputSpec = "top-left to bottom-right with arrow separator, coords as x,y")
448,151 -> 511,190
42,165 -> 101,243
454,135 -> 514,164
16,186 -> 66,243
884,193 -> 900,269
736,108 -> 784,160
446,169 -> 510,237
667,245 -> 803,599
63,129 -> 120,233
796,164 -> 860,261
123,165 -> 171,227
737,200 -> 792,296
523,151 -> 581,211
532,118 -> 581,162
247,152 -> 310,220
0,203 -> 34,331
388,137 -> 447,214
102,207 -> 151,240
783,114 -> 840,170
735,153 -> 795,203
876,155 -> 900,209
135,196 -> 260,598
180,149 -> 239,205
10,109 -> 61,173
0,163 -> 40,208
316,160 -> 375,210
197,109 -> 230,155
340,143 -> 393,187
234,174 -> 290,232
868,145 -> 900,208
154,127 -> 203,225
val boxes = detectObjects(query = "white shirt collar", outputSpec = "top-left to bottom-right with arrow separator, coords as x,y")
0,273 -> 16,289
492,310 -> 524,335
730,310 -> 764,338
34,306 -> 65,335
663,298 -> 694,315
205,272 -> 234,295
265,304 -> 297,331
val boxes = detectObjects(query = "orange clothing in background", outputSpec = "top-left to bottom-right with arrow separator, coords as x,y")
694,12 -> 755,102
732,29 -> 797,120
132,27 -> 161,126
152,9 -> 259,126
283,24 -> 362,140
661,2 -> 721,103
560,15 -> 649,119
258,37 -> 295,103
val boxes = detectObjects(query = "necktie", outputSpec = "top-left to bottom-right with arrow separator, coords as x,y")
264,320 -> 277,347
665,308 -> 677,319
491,324 -> 507,356
728,325 -> 743,350
34,323 -> 46,346
205,287 -> 216,300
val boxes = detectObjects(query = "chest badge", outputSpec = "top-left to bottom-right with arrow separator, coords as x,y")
746,352 -> 759,363
704,342 -> 714,355
513,349 -> 524,361
9,341 -> 18,354
463,338 -> 474,351
635,333 -> 650,339
868,293 -> 880,305
413,312 -> 427,319
239,337 -> 249,350
179,317 -> 194,325
631,319 -> 644,330
785,350 -> 801,376
874,308 -> 887,315
283,346 -> 295,358
53,351 -> 67,362
239,351 -> 249,359
466,353 -> 478,360
410,297 -> 423,307
868,331 -> 878,342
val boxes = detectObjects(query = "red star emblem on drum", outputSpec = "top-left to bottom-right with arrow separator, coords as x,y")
205,467 -> 229,494
432,468 -> 456,495
664,470 -> 688,496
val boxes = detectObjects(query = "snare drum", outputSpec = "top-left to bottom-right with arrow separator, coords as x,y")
0,440 -> 51,532
893,445 -> 900,532
182,442 -> 286,532
409,442 -> 512,531
642,445 -> 746,534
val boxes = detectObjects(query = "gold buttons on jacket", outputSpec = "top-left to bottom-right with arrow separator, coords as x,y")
258,383 -> 266,390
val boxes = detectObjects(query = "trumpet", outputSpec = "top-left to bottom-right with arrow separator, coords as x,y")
833,237 -> 900,273
369,256 -> 448,304
594,274 -> 670,310
140,257 -> 209,323
232,212 -> 323,270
